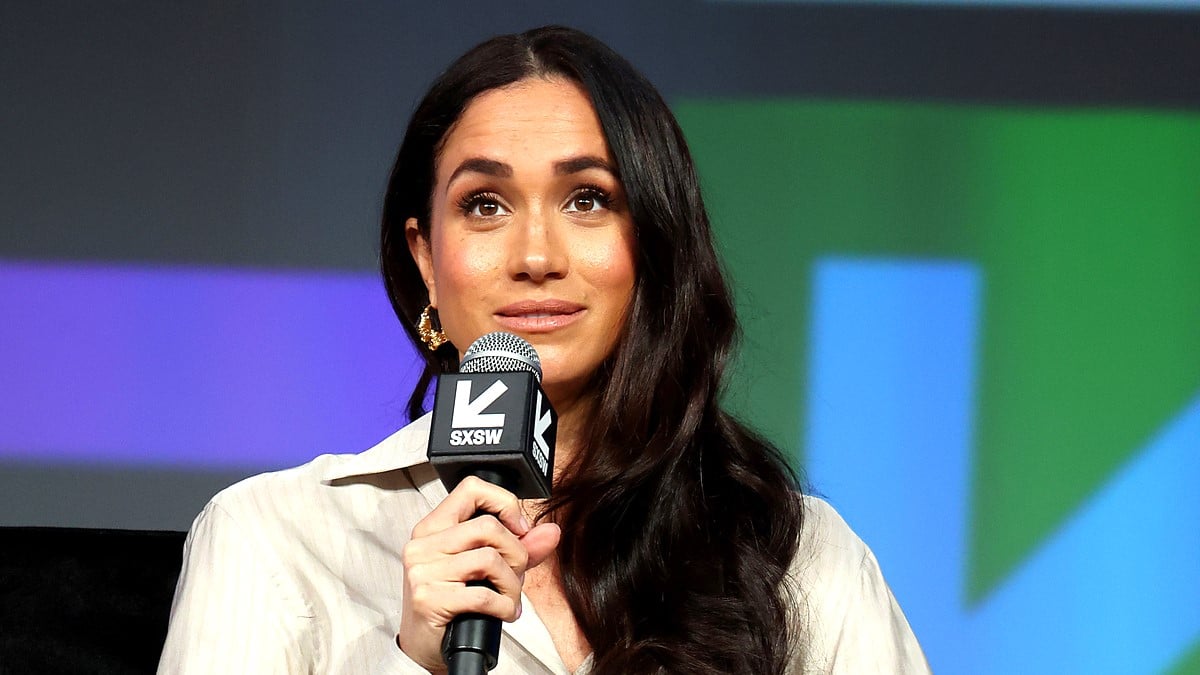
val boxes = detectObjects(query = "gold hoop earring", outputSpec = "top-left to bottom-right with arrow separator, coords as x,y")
417,305 -> 448,351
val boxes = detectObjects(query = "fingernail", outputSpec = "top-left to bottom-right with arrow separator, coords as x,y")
519,515 -> 531,532
515,603 -> 523,619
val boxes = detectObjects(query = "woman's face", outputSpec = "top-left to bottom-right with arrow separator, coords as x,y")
407,77 -> 637,404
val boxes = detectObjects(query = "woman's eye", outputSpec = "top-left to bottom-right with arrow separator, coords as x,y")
566,190 -> 608,213
474,200 -> 501,216
460,194 -> 508,217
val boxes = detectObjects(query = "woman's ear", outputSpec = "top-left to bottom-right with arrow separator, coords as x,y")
405,217 -> 437,307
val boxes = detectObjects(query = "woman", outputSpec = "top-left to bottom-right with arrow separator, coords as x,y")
160,26 -> 927,674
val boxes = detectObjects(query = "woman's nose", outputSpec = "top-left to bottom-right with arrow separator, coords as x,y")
509,207 -> 567,282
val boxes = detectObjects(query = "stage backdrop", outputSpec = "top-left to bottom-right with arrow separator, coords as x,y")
2,2 -> 1198,673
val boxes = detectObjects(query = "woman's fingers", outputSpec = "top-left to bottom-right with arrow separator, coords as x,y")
399,540 -> 526,670
406,581 -> 522,634
412,476 -> 529,539
407,546 -> 523,603
399,575 -> 521,670
521,522 -> 561,569
403,514 -> 532,575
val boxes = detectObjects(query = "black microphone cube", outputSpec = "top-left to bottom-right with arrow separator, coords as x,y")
427,371 -> 556,499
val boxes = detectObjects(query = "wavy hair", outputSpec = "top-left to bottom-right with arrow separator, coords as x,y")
380,26 -> 805,674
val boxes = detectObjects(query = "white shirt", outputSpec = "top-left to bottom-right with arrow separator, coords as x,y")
158,415 -> 930,674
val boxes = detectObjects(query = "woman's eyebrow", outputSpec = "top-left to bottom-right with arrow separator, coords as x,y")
554,155 -> 613,175
447,157 -> 512,186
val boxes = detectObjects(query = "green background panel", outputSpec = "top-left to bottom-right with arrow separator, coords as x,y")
1168,640 -> 1200,675
675,99 -> 1200,599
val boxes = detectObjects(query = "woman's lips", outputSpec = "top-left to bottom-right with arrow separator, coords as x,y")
494,300 -> 585,332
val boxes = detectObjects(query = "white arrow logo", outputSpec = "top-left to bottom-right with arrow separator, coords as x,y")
533,391 -> 552,458
452,380 -> 508,428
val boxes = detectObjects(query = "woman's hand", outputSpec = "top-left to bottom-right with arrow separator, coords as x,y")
397,476 -> 561,672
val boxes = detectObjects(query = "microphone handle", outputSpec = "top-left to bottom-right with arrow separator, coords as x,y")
442,467 -> 517,675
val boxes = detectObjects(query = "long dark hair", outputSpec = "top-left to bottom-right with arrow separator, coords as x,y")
380,26 -> 805,674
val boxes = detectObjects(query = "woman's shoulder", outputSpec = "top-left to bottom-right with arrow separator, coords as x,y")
789,495 -> 931,673
161,417 -> 437,671
788,495 -> 877,605
198,415 -> 434,537
793,495 -> 870,570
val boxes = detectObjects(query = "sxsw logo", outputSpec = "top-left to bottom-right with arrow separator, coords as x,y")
449,379 -> 553,475
530,391 -> 551,476
449,379 -> 507,446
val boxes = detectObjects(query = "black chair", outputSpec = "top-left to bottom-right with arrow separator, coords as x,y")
0,528 -> 186,674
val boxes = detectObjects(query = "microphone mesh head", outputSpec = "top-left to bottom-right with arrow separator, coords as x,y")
460,331 -> 543,381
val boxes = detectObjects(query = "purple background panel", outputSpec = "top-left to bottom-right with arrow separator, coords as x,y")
0,261 -> 423,470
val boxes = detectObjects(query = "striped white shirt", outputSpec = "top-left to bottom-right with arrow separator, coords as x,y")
158,414 -> 929,674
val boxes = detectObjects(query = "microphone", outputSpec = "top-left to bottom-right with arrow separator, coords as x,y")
426,331 -> 557,674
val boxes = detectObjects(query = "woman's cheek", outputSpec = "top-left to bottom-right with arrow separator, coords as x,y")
432,238 -> 505,344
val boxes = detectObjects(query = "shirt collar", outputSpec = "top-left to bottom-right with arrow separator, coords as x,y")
320,413 -> 433,482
